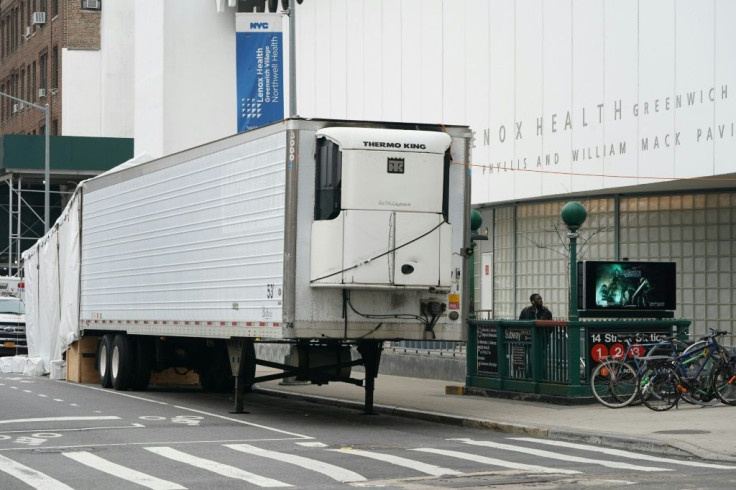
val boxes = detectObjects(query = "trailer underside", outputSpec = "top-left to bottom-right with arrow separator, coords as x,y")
90,332 -> 385,414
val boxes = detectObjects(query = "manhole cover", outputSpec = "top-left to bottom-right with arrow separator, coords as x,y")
653,429 -> 710,435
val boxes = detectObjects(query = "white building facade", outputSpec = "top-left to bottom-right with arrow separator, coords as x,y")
287,0 -> 736,339
96,0 -> 736,339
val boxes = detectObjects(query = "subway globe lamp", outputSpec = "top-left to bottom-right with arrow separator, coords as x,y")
561,201 -> 586,320
561,201 -> 587,233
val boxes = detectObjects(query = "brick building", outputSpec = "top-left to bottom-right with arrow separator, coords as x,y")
0,0 -> 101,136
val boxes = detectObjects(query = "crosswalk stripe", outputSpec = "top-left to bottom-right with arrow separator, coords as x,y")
411,448 -> 581,475
63,451 -> 185,490
145,446 -> 290,487
509,437 -> 736,470
226,443 -> 367,482
450,438 -> 671,472
0,453 -> 74,490
329,448 -> 462,476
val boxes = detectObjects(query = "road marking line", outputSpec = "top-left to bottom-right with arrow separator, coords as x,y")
0,453 -> 74,490
0,423 -> 146,435
69,383 -> 313,439
450,438 -> 670,472
0,416 -> 120,425
412,448 -> 580,475
330,448 -> 462,476
509,437 -> 736,470
63,451 -> 186,490
145,446 -> 291,487
296,442 -> 327,447
227,443 -> 367,482
0,437 -> 307,453
172,405 -> 312,439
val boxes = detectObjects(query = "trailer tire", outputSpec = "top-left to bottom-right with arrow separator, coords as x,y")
199,342 -> 233,393
97,334 -> 114,388
111,334 -> 134,391
199,366 -> 233,393
130,337 -> 152,391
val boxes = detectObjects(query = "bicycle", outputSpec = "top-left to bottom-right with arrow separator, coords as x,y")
640,330 -> 732,411
589,334 -> 691,408
709,347 -> 736,406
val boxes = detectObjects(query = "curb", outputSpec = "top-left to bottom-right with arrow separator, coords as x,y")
254,386 -> 736,463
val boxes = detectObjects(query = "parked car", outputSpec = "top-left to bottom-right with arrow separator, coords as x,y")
0,295 -> 26,356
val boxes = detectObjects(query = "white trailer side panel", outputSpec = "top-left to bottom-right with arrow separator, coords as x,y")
80,131 -> 287,339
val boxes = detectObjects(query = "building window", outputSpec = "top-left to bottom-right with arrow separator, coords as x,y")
52,46 -> 58,88
39,52 -> 47,90
32,61 -> 36,99
52,119 -> 58,135
53,0 -> 59,17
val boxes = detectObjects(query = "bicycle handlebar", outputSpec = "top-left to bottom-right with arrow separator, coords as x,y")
697,329 -> 729,341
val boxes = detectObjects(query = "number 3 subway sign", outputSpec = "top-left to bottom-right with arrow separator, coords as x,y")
588,330 -> 671,365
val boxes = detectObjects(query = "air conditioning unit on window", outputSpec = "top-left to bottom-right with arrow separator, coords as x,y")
82,0 -> 101,9
31,12 -> 46,25
39,88 -> 47,98
24,26 -> 32,37
12,104 -> 18,114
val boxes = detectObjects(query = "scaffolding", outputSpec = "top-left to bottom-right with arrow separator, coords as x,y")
0,134 -> 134,277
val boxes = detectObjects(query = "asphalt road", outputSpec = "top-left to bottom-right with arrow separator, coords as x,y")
1,373 -> 735,489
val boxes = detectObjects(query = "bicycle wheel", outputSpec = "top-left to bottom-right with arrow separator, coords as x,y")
590,360 -> 639,408
679,343 -> 725,407
641,366 -> 680,412
712,362 -> 736,406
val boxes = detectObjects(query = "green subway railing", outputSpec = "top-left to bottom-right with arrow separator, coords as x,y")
467,318 -> 691,399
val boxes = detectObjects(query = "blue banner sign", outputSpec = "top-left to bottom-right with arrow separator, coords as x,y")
236,13 -> 284,132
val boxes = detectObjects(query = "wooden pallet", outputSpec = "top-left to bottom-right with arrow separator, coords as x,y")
66,336 -> 100,384
149,368 -> 200,387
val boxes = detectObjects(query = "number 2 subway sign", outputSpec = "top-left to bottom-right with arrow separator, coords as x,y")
236,13 -> 284,132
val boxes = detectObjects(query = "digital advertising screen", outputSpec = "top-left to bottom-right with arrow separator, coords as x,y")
580,261 -> 676,311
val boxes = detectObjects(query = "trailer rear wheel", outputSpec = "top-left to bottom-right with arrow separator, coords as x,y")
131,337 -> 152,391
111,334 -> 134,391
199,341 -> 233,393
97,334 -> 114,388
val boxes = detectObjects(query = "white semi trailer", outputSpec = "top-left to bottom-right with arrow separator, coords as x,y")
25,119 -> 472,412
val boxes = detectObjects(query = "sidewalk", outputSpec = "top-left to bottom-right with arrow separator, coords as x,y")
255,372 -> 736,463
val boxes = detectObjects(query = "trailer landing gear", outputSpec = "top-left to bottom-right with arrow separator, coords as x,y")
232,339 -> 256,414
357,340 -> 383,415
227,339 -> 384,415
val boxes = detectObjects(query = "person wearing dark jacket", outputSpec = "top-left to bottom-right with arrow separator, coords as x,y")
519,293 -> 552,320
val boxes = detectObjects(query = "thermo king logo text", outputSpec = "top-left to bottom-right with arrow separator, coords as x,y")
363,141 -> 426,149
